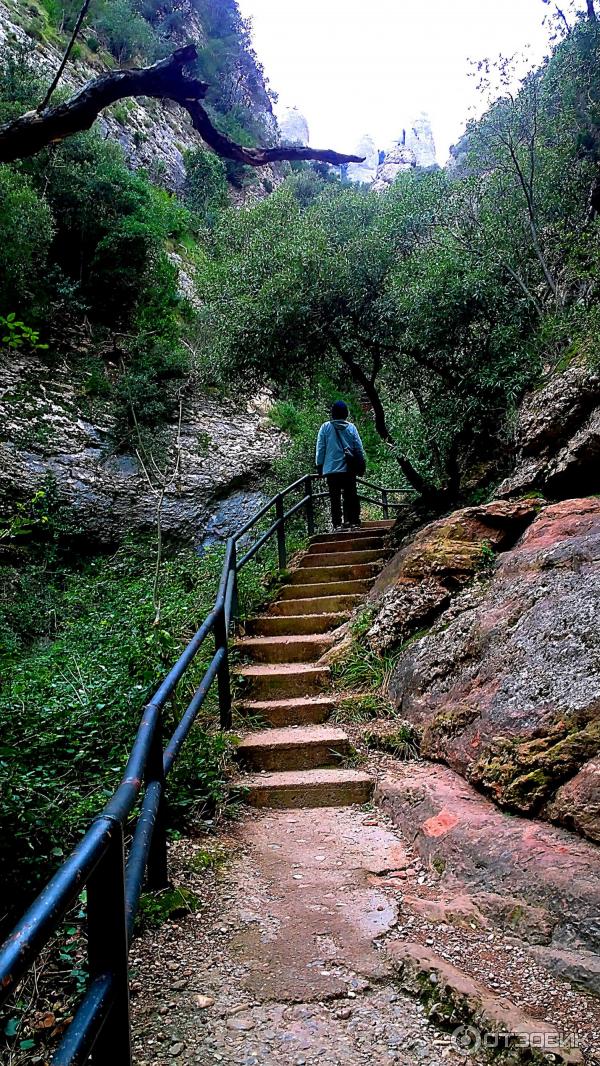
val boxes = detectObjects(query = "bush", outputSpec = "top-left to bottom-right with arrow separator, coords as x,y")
93,0 -> 160,63
184,147 -> 229,222
0,535 -> 230,925
0,167 -> 54,319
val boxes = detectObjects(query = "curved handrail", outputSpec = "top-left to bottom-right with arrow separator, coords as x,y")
0,470 -> 402,1064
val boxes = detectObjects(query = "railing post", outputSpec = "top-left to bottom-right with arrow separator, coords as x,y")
382,489 -> 389,520
304,476 -> 315,537
230,541 -> 239,628
215,601 -> 232,730
275,495 -> 287,571
145,716 -> 168,891
88,822 -> 132,1066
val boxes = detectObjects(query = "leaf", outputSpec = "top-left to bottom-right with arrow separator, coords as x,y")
33,1012 -> 55,1030
4,1018 -> 19,1037
19,1039 -> 35,1049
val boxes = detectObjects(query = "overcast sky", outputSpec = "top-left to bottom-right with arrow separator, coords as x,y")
237,0 -> 558,163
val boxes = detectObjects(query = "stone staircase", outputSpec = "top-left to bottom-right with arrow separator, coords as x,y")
233,521 -> 395,808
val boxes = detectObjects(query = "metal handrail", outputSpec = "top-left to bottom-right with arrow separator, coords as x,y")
0,471 -> 403,1064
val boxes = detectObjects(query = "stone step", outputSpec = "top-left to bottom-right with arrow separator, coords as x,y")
300,549 -> 383,567
242,768 -> 374,809
236,633 -> 335,664
290,562 -> 382,585
238,663 -> 331,700
237,725 -> 350,772
310,522 -> 394,544
280,580 -> 373,599
307,537 -> 385,555
269,594 -> 362,616
246,613 -> 347,637
238,695 -> 335,727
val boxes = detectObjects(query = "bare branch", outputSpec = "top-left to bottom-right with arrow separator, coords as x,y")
0,45 -> 365,167
39,0 -> 92,111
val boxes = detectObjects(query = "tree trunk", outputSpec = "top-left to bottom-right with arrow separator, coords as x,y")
330,338 -> 441,501
587,0 -> 596,21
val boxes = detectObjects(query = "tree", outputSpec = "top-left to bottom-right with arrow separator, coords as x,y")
196,172 -> 519,503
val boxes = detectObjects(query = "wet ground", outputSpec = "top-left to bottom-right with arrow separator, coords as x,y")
130,803 -> 599,1065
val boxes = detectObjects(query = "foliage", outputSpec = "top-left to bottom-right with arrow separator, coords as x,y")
183,146 -> 230,224
93,0 -> 161,63
191,16 -> 600,503
0,475 -> 309,927
0,527 -> 226,924
0,167 -> 55,317
0,314 -> 48,351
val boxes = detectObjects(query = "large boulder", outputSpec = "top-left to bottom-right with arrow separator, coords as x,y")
371,144 -> 416,191
546,759 -> 600,844
366,499 -> 539,654
387,499 -> 600,841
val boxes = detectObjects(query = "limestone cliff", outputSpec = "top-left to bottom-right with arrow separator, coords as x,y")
348,115 -> 438,190
0,353 -> 284,543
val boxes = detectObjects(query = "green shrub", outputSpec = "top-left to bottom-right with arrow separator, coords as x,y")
93,0 -> 160,63
0,167 -> 54,319
183,147 -> 229,223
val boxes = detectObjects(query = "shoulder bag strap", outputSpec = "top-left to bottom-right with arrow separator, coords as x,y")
330,420 -> 348,451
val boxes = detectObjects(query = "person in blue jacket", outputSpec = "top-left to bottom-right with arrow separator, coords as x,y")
315,400 -> 366,530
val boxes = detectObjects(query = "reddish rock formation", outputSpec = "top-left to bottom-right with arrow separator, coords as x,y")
376,762 -> 600,978
366,499 -> 539,654
546,759 -> 600,844
387,499 -> 600,841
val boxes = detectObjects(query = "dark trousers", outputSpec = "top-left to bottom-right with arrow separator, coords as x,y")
327,473 -> 360,528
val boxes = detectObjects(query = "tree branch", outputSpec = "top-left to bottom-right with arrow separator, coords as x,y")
39,0 -> 91,111
0,45 -> 365,167
587,0 -> 596,21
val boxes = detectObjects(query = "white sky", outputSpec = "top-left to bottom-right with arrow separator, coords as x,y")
237,0 -> 558,163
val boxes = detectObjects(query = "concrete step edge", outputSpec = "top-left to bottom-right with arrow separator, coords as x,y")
237,726 -> 350,751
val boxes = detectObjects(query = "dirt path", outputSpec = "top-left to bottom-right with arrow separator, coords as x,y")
131,805 -> 482,1065
130,802 -> 598,1066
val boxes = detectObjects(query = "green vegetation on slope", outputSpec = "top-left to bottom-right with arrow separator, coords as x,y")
0,481 -> 308,925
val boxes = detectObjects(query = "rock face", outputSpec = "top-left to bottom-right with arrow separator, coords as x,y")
387,499 -> 600,841
546,759 -> 600,844
371,143 -> 416,192
278,106 -> 310,146
377,761 -> 600,969
366,499 -> 539,654
0,354 -> 284,543
404,113 -> 437,168
497,359 -> 600,500
346,135 -> 379,184
371,115 -> 437,192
